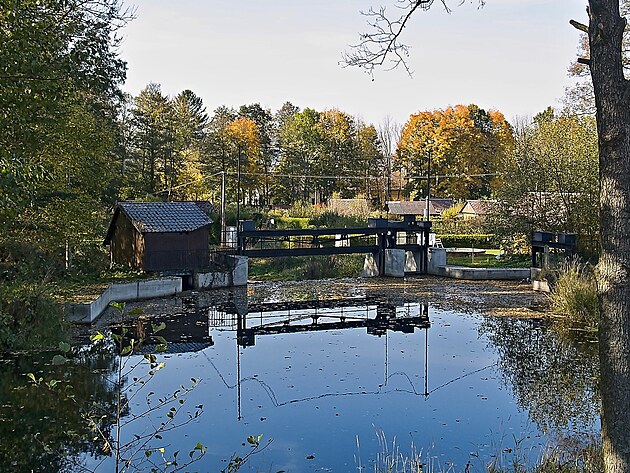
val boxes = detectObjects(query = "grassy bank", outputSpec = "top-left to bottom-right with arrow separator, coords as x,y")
447,249 -> 531,268
249,254 -> 364,281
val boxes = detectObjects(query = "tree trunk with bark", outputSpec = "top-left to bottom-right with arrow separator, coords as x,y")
588,1 -> 630,472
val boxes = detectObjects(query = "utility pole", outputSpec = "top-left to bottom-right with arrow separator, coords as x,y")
221,171 -> 226,246
424,145 -> 431,222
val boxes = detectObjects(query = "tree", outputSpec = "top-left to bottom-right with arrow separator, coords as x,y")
239,104 -> 276,206
564,1 -> 630,115
356,121 -> 387,205
170,90 -> 209,200
377,117 -> 402,203
492,110 -> 599,250
346,2 -> 630,472
129,83 -> 175,195
0,0 -> 129,258
275,108 -> 321,204
396,105 -> 511,200
225,117 -> 261,207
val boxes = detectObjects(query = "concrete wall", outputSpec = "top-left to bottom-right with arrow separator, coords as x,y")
65,277 -> 183,324
428,248 -> 446,273
384,249 -> 405,277
531,267 -> 551,292
430,265 -> 530,280
362,254 -> 380,277
195,255 -> 249,289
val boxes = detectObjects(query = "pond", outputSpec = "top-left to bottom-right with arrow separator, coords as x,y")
0,278 -> 599,473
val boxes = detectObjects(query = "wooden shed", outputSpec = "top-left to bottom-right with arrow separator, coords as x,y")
104,201 -> 213,273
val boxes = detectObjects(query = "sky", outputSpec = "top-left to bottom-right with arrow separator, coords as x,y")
119,0 -> 588,127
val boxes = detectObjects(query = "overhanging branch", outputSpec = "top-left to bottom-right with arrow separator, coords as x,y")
341,0 -> 485,76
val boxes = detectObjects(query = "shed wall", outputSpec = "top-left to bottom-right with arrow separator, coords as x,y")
110,213 -> 145,270
144,229 -> 209,272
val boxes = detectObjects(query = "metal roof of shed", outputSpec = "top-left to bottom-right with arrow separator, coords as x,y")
105,201 -> 213,243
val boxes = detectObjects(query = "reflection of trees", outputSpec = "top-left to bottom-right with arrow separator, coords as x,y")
480,317 -> 599,434
0,341 -> 119,472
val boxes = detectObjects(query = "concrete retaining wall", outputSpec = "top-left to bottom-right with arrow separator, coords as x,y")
384,249 -> 405,277
65,277 -> 183,324
195,255 -> 248,289
429,265 -> 530,280
530,267 -> 551,292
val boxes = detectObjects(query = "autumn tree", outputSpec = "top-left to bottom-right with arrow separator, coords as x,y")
239,104 -> 276,206
396,105 -> 511,200
225,117 -> 261,207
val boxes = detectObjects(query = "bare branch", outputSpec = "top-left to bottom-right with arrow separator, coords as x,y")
341,0 -> 485,77
570,19 -> 589,33
577,57 -> 592,66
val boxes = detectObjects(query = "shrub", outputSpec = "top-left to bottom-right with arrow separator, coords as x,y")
309,211 -> 366,228
548,259 -> 599,327
0,281 -> 66,351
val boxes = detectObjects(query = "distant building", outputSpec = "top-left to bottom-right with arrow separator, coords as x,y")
459,200 -> 497,220
104,201 -> 213,273
386,199 -> 454,218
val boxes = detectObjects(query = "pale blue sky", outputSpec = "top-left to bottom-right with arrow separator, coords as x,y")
120,0 -> 588,126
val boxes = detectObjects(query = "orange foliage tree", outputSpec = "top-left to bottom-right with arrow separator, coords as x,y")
396,104 -> 512,200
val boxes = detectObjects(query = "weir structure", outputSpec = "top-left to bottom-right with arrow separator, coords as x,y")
235,216 -> 435,277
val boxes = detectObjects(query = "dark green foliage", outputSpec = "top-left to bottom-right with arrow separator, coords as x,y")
0,342 -> 118,471
0,241 -> 67,351
0,283 -> 65,352
308,211 -> 366,228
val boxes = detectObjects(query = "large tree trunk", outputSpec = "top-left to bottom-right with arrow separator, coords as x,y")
588,1 -> 630,472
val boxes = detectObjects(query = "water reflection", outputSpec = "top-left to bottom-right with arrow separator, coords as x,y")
0,342 -> 119,473
0,281 -> 603,472
480,316 -> 599,434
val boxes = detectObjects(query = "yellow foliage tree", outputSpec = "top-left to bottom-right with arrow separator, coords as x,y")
226,117 -> 262,205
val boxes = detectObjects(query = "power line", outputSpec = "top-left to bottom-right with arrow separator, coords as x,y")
151,170 -> 501,195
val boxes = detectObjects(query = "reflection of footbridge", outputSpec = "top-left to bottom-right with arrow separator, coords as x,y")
227,298 -> 430,347
206,296 -> 433,419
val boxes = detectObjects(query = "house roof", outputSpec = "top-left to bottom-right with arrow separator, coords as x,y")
387,199 -> 454,216
460,200 -> 497,216
104,201 -> 213,244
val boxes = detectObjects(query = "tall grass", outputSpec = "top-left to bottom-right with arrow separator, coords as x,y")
364,432 -> 602,473
548,259 -> 599,328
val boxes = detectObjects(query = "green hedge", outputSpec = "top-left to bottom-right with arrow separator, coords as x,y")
438,234 -> 496,249
273,216 -> 311,229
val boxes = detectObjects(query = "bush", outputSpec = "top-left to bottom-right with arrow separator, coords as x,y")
274,216 -> 310,229
548,259 -> 599,327
0,281 -> 66,351
309,211 -> 366,229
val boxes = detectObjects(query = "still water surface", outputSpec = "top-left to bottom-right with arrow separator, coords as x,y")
0,279 -> 599,472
